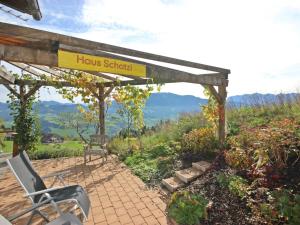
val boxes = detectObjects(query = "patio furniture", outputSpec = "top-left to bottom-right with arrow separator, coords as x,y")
6,151 -> 90,225
0,198 -> 53,225
20,151 -> 68,188
3,197 -> 82,224
1,212 -> 82,225
84,134 -> 108,165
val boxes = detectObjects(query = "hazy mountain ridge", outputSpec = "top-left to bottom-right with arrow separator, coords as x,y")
0,92 -> 298,135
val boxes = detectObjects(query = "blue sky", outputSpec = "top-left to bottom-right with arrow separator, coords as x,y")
0,0 -> 300,102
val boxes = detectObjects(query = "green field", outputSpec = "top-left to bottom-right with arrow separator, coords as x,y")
1,140 -> 83,153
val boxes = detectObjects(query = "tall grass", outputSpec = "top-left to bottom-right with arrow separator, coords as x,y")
227,93 -> 300,135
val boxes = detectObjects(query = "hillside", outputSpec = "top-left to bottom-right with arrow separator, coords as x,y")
0,92 -> 298,137
0,93 -> 207,136
110,95 -> 300,225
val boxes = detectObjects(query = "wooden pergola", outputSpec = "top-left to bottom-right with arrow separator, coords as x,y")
0,22 -> 230,149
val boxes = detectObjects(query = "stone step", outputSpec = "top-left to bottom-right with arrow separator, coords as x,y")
192,161 -> 211,172
161,177 -> 184,192
175,168 -> 203,183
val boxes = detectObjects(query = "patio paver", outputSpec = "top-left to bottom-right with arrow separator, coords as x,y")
0,155 -> 169,225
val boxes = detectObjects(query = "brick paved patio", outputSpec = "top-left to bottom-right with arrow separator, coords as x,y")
0,155 -> 169,225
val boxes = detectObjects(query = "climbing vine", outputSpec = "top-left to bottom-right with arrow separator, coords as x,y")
55,70 -> 112,134
202,87 -> 219,130
8,73 -> 40,152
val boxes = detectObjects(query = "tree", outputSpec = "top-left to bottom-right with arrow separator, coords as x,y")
56,111 -> 96,144
113,84 -> 154,142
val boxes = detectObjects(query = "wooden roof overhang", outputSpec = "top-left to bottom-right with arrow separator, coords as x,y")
0,0 -> 42,20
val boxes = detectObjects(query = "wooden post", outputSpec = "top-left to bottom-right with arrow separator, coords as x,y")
12,84 -> 26,156
218,85 -> 227,146
98,85 -> 105,145
12,133 -> 19,157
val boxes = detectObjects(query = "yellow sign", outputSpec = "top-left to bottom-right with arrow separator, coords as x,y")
58,50 -> 146,77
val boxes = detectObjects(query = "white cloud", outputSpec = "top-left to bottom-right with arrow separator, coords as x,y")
79,0 -> 300,97
1,0 -> 300,102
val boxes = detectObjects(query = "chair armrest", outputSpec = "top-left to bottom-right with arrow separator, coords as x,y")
7,198 -> 54,222
41,170 -> 69,179
25,185 -> 74,197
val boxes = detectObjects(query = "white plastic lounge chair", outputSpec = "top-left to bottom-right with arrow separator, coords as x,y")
6,151 -> 90,225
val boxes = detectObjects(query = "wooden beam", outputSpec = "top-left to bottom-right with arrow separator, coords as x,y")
0,66 -> 15,83
30,65 -> 114,84
206,85 -> 222,104
0,76 -> 156,89
89,89 -> 100,99
60,44 -> 228,86
83,71 -> 116,82
24,84 -> 42,100
1,44 -> 226,86
0,22 -> 230,74
8,62 -> 47,79
104,86 -> 114,99
29,64 -> 61,77
0,44 -> 57,66
3,83 -> 20,98
12,79 -> 74,87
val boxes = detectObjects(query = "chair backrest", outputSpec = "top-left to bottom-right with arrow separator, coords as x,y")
89,135 -> 107,146
6,151 -> 47,202
0,215 -> 11,225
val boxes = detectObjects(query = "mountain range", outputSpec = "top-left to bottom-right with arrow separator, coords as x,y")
0,92 -> 298,136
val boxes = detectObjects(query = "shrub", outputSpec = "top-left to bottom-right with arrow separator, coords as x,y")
28,141 -> 83,159
29,147 -> 83,159
227,118 -> 300,183
217,173 -> 249,198
172,113 -> 207,140
224,148 -> 253,170
108,137 -> 140,160
168,191 -> 208,225
272,190 -> 300,225
148,143 -> 174,159
227,128 -> 257,149
181,127 -> 219,155
260,190 -> 300,225
124,153 -> 157,182
124,143 -> 177,183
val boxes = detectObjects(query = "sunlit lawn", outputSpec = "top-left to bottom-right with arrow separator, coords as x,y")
1,140 -> 83,153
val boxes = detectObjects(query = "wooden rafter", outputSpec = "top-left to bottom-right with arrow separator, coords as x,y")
8,62 -> 47,79
90,72 -> 117,81
29,64 -> 61,77
3,83 -> 19,98
0,66 -> 15,83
